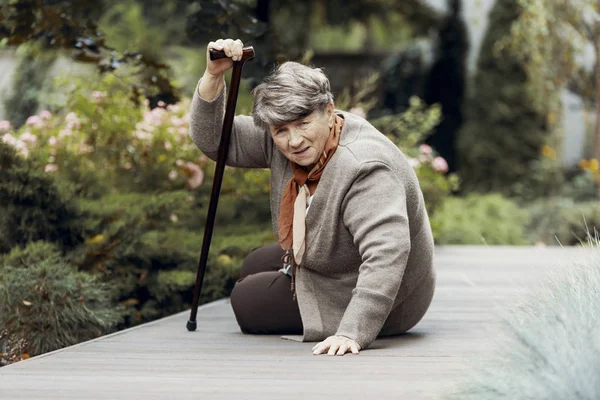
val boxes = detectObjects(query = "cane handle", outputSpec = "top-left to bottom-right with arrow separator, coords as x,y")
209,46 -> 255,62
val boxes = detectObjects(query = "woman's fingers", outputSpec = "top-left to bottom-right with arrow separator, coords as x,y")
234,39 -> 244,61
336,343 -> 349,356
210,38 -> 244,61
312,336 -> 361,356
204,38 -> 244,76
208,40 -> 223,51
327,343 -> 339,356
312,342 -> 328,355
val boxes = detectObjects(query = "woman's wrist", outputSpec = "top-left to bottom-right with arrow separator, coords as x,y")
197,70 -> 225,101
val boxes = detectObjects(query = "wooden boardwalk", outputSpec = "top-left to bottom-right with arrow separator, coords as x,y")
0,246 -> 594,400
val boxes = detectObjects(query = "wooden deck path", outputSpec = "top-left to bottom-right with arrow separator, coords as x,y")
0,246 -> 594,399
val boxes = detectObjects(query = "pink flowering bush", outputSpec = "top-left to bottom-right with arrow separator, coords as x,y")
407,145 -> 459,214
1,75 -> 210,195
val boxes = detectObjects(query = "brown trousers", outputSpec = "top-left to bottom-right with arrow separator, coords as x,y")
230,243 -> 435,337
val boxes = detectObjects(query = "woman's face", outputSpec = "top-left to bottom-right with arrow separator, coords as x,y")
269,103 -> 335,168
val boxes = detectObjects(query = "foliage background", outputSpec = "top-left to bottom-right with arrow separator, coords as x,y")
1,0 -> 599,364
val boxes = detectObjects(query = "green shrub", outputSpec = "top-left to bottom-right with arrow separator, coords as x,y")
431,194 -> 529,245
0,240 -> 62,267
526,198 -> 600,246
7,74 -> 202,197
561,170 -> 598,202
510,152 -> 564,202
0,141 -> 83,254
0,242 -> 121,361
63,190 -> 273,326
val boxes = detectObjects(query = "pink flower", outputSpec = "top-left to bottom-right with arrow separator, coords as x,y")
65,112 -> 81,129
134,131 -> 152,141
15,141 -> 29,158
39,110 -> 52,120
164,141 -> 173,151
419,144 -> 432,154
168,170 -> 178,180
432,157 -> 449,173
48,136 -> 58,146
158,101 -> 166,108
78,142 -> 94,154
2,133 -> 17,146
20,132 -> 37,144
91,91 -> 105,103
26,115 -> 43,128
45,163 -> 59,173
59,128 -> 73,138
167,104 -> 180,113
0,120 -> 11,131
184,162 -> 204,189
123,162 -> 133,170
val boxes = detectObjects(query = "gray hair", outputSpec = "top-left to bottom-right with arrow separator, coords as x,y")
252,61 -> 334,129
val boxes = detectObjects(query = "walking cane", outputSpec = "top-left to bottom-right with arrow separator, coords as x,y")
187,46 -> 255,331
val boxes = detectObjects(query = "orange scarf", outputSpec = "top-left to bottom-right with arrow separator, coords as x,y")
278,114 -> 344,264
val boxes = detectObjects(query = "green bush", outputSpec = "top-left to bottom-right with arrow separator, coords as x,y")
561,170 -> 598,202
510,152 -> 564,202
61,190 -> 273,326
431,194 -> 529,245
0,242 -> 121,362
7,74 -> 201,197
0,141 -> 83,254
526,198 -> 600,246
0,240 -> 63,267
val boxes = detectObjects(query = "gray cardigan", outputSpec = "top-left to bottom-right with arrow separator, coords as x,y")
189,83 -> 435,349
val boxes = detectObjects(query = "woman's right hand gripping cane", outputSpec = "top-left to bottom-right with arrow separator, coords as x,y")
198,38 -> 245,101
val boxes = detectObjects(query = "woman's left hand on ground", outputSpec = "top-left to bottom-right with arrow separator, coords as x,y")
312,335 -> 361,356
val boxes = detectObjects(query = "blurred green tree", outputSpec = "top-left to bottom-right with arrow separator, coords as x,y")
497,0 -> 600,198
3,46 -> 57,129
457,0 -> 549,195
423,0 -> 469,173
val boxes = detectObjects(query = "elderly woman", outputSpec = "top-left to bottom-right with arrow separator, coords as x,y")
189,38 -> 435,356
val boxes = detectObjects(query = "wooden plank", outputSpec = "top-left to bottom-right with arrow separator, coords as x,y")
0,246 -> 594,400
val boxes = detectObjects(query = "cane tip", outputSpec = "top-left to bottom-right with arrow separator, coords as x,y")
186,320 -> 197,331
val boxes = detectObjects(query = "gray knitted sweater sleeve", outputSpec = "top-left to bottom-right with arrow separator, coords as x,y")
188,80 -> 274,168
335,160 -> 412,348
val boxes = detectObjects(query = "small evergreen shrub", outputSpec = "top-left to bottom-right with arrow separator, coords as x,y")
526,198 -> 600,246
431,194 -> 529,245
0,142 -> 83,254
0,242 -> 121,362
66,190 -> 273,326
